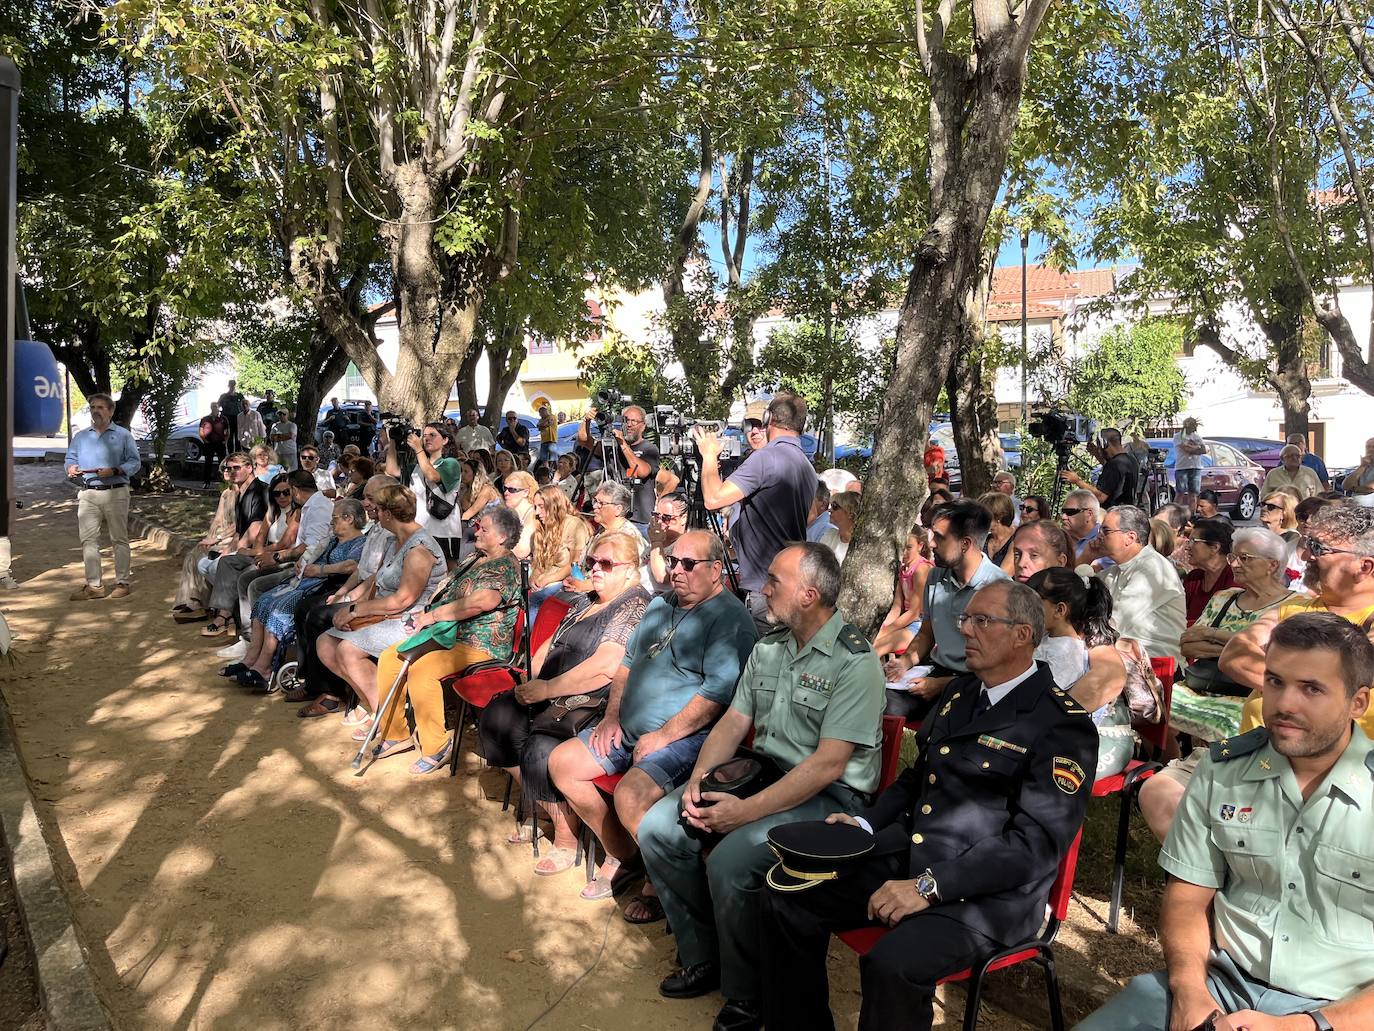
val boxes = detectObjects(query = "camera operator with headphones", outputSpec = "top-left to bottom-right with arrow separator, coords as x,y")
577,399 -> 660,537
692,392 -> 817,633
1059,427 -> 1139,509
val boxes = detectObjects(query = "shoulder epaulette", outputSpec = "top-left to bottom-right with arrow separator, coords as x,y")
1052,687 -> 1088,716
1209,727 -> 1269,762
838,624 -> 872,654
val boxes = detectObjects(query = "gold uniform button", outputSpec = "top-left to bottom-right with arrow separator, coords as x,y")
928,773 -> 937,784
920,804 -> 932,815
939,746 -> 951,755
982,761 -> 990,769
911,833 -> 924,844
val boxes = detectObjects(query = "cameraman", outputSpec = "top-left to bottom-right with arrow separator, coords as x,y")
381,421 -> 464,564
691,392 -> 816,632
1059,427 -> 1138,509
576,403 -> 660,534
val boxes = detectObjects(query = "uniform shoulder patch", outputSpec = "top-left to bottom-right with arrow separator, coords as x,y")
1209,727 -> 1270,762
838,624 -> 872,654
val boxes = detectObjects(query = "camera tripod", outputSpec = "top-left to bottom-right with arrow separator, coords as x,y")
677,447 -> 742,597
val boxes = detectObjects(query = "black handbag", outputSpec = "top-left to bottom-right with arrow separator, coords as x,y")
423,479 -> 456,521
531,691 -> 608,734
1183,593 -> 1248,696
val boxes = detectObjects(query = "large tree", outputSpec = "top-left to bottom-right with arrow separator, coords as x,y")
836,0 -> 1061,632
114,0 -> 679,422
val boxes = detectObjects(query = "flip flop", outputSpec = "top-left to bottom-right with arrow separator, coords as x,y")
623,894 -> 665,924
297,697 -> 342,719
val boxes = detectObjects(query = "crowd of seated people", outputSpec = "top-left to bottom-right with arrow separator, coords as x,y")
169,414 -> 1374,1031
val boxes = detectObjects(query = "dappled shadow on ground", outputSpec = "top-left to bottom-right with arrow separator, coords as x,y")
0,463 -> 1162,1030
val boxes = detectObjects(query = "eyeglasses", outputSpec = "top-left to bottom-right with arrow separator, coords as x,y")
503,485 -> 526,495
1061,507 -> 1088,517
1229,551 -> 1262,563
957,613 -> 1026,631
588,557 -> 634,573
1100,526 -> 1128,536
593,499 -> 617,509
1260,502 -> 1284,513
666,555 -> 717,572
652,511 -> 685,522
226,464 -> 246,472
1300,535 -> 1362,558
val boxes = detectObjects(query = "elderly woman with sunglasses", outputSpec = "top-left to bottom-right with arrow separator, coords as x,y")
477,531 -> 651,870
365,504 -> 525,773
1258,489 -> 1300,546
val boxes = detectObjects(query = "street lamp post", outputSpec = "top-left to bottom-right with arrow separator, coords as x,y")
1020,230 -> 1029,428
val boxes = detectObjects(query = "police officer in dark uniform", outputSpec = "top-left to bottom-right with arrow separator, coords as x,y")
758,580 -> 1098,1031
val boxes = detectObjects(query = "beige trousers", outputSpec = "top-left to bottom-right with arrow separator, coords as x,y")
77,486 -> 131,587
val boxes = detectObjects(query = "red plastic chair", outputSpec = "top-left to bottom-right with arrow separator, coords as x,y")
836,829 -> 1083,1031
442,597 -> 572,781
1093,655 -> 1175,934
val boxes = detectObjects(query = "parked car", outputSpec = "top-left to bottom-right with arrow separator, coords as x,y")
1146,437 -> 1265,520
1213,436 -> 1287,471
137,418 -> 207,463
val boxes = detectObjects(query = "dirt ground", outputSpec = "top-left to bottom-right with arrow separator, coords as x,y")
0,463 -> 1162,1030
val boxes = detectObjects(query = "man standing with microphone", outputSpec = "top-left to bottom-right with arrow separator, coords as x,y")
65,393 -> 142,600
692,392 -> 817,631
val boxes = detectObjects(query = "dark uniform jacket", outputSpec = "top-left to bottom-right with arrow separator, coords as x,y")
860,663 -> 1098,945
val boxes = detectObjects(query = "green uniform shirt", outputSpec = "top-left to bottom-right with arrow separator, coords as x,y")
730,612 -> 885,795
1160,726 -> 1374,1002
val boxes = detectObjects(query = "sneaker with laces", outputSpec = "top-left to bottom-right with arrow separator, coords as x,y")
216,638 -> 249,660
107,583 -> 132,599
69,585 -> 107,601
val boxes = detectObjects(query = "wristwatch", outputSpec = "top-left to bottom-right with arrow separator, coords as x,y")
1306,1010 -> 1333,1031
915,869 -> 940,903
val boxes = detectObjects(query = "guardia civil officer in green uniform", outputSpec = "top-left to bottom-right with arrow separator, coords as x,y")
1076,611 -> 1374,1031
638,541 -> 885,1031
757,579 -> 1097,1031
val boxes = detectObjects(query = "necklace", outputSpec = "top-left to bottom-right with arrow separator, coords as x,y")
646,602 -> 690,660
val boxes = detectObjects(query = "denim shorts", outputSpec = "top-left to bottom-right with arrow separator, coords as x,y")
577,725 -> 710,792
1175,467 -> 1202,495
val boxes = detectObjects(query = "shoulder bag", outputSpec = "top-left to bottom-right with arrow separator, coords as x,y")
423,475 -> 456,522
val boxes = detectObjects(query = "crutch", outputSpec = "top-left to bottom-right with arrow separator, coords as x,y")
352,649 -> 415,772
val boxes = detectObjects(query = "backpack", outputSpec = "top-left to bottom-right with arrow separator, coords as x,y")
1113,637 -> 1165,724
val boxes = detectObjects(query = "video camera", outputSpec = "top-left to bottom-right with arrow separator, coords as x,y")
378,411 -> 419,449
590,389 -> 627,432
653,405 -> 744,473
1028,408 -> 1099,454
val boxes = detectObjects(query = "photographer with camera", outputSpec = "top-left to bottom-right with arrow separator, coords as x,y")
381,421 -> 464,564
691,392 -> 816,632
1059,427 -> 1139,509
577,401 -> 660,535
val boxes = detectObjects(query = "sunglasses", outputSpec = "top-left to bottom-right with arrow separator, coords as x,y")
1260,502 -> 1284,512
272,488 -> 291,497
1020,504 -> 1039,513
503,485 -> 526,494
1061,507 -> 1088,517
1301,535 -> 1361,558
652,511 -> 684,522
666,556 -> 717,572
226,465 -> 247,472
587,557 -> 633,573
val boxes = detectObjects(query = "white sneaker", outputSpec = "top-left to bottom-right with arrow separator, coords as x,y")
216,639 -> 249,660
0,575 -> 17,590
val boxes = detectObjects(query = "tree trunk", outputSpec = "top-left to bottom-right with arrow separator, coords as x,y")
947,271 -> 1000,498
456,342 -> 483,419
838,21 -> 1049,635
293,327 -> 352,441
484,316 -> 525,426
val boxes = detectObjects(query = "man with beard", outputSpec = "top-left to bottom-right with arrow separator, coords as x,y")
1076,611 -> 1374,1031
1138,503 -> 1374,841
883,501 -> 1008,722
578,403 -> 660,533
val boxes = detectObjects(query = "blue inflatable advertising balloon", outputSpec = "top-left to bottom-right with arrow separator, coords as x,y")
15,339 -> 64,435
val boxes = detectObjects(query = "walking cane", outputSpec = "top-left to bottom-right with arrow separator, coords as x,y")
352,653 -> 412,772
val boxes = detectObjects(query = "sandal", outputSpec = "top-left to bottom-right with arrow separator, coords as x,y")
623,893 -> 666,924
341,706 -> 371,727
408,738 -> 454,775
218,663 -> 248,678
297,696 -> 341,719
281,686 -> 314,704
507,822 -> 546,845
351,719 -> 378,742
581,859 -> 621,901
368,738 -> 414,762
232,669 -> 269,692
533,847 -> 580,877
200,620 -> 230,638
